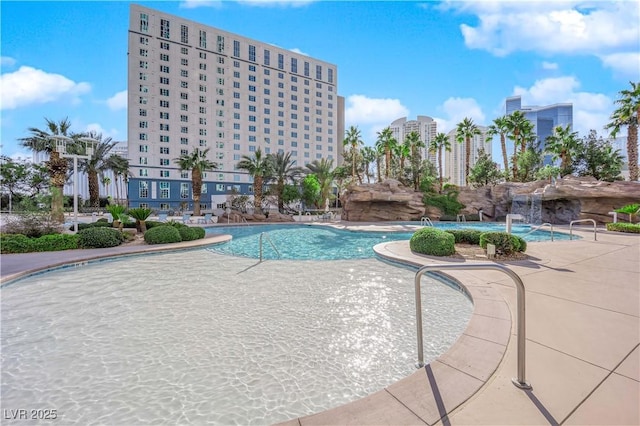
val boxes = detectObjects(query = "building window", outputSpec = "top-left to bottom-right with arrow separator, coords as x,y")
217,35 -> 225,53
160,42 -> 169,50
328,68 -> 334,83
278,53 -> 284,70
160,158 -> 170,166
181,171 -> 189,179
159,181 -> 170,197
199,30 -> 206,48
139,156 -> 148,165
160,123 -> 169,131
160,19 -> 170,39
139,181 -> 149,197
139,169 -> 148,177
139,133 -> 148,141
139,145 -> 148,153
180,183 -> 189,199
291,58 -> 297,73
304,61 -> 310,77
160,147 -> 170,154
233,40 -> 240,57
139,61 -> 148,69
180,24 -> 188,43
160,53 -> 169,61
160,65 -> 169,73
249,44 -> 256,62
140,13 -> 148,33
181,137 -> 188,145
160,135 -> 170,143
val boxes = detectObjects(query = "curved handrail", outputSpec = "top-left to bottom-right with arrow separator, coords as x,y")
569,219 -> 597,241
415,263 -> 531,390
259,232 -> 281,262
523,222 -> 554,241
420,216 -> 433,227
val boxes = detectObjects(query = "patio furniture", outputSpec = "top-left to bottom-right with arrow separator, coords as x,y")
158,212 -> 168,222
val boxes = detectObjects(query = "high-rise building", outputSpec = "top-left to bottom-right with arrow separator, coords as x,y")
389,116 -> 438,165
444,126 -> 491,187
127,5 -> 343,211
505,95 -> 572,164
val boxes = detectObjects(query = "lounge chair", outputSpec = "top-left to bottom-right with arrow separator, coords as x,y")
158,212 -> 168,222
198,213 -> 214,224
182,213 -> 193,224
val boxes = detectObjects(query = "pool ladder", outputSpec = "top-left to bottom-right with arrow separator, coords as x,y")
414,263 -> 531,390
569,219 -> 597,241
420,216 -> 434,226
259,232 -> 281,262
523,223 -> 554,241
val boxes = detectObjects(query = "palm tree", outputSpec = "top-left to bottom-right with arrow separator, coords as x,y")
268,151 -> 303,213
429,132 -> 451,193
18,118 -> 77,222
607,81 -> 640,181
375,126 -> 397,179
455,117 -> 481,185
174,148 -> 218,216
306,158 -> 335,208
109,155 -> 131,206
76,131 -> 127,208
545,124 -> 580,176
359,146 -> 377,183
394,141 -> 410,180
404,131 -> 425,190
343,126 -> 364,182
236,147 -> 271,213
505,110 -> 531,178
486,116 -> 511,180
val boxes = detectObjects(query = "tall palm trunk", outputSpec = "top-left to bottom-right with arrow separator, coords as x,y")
500,134 -> 509,181
277,178 -> 285,213
438,147 -> 443,192
253,176 -> 263,212
192,168 -> 202,216
385,149 -> 391,179
512,131 -> 520,179
465,137 -> 471,183
114,173 -> 120,205
629,122 -> 638,181
88,170 -> 100,208
47,151 -> 68,222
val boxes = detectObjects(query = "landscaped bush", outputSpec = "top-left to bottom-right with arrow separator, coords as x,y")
445,229 -> 483,245
144,225 -> 182,244
178,226 -> 199,241
30,234 -> 79,252
479,232 -> 526,255
439,214 -> 480,222
606,222 -> 640,233
76,221 -> 112,231
1,213 -> 62,238
192,227 -> 206,239
410,227 -> 456,256
0,233 -> 79,253
1,234 -> 33,253
78,227 -> 125,249
144,220 -> 164,229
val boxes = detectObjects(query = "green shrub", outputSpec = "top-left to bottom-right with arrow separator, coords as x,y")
96,217 -> 109,223
30,234 -> 79,252
178,226 -> 199,241
144,220 -> 164,229
78,227 -> 125,249
1,234 -> 33,253
606,222 -> 640,233
445,229 -> 483,245
424,194 -> 465,216
76,221 -> 112,231
144,225 -> 182,244
480,232 -> 526,255
192,227 -> 206,239
1,213 -> 62,238
410,227 -> 456,256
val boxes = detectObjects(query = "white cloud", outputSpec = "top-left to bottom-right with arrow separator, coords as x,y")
180,0 -> 221,9
599,52 -> 640,77
0,66 -> 91,110
289,48 -> 309,56
512,76 -> 613,135
238,0 -> 315,7
106,90 -> 127,111
452,1 -> 639,76
434,97 -> 486,134
84,123 -> 120,140
1,56 -> 16,68
542,61 -> 558,70
344,95 -> 410,143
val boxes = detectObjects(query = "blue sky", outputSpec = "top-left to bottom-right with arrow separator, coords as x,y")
1,0 -> 639,161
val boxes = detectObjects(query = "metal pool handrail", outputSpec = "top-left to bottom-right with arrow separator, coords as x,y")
414,263 -> 531,390
569,219 -> 597,241
523,222 -> 554,241
259,232 -> 281,262
420,216 -> 434,226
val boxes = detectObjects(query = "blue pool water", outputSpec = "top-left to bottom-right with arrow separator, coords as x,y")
207,223 -> 567,260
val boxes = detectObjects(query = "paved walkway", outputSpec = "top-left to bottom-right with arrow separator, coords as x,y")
1,225 -> 638,425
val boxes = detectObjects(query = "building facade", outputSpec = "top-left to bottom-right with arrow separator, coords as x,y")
389,116 -> 438,165
506,95 -> 573,164
444,126 -> 491,187
127,5 -> 343,211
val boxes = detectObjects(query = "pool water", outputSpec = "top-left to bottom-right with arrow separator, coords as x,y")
1,252 -> 472,425
208,223 -> 566,260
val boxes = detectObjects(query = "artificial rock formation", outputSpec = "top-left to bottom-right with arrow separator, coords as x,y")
342,177 -> 639,223
341,179 -> 433,221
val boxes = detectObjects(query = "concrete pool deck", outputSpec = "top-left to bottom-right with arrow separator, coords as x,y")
1,223 -> 638,425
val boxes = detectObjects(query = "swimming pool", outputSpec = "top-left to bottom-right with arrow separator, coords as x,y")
0,251 -> 472,425
207,222 -> 566,260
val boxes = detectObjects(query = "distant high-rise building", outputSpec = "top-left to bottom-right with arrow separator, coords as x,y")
127,5 -> 343,211
388,116 -> 438,164
444,126 -> 491,187
505,95 -> 573,164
